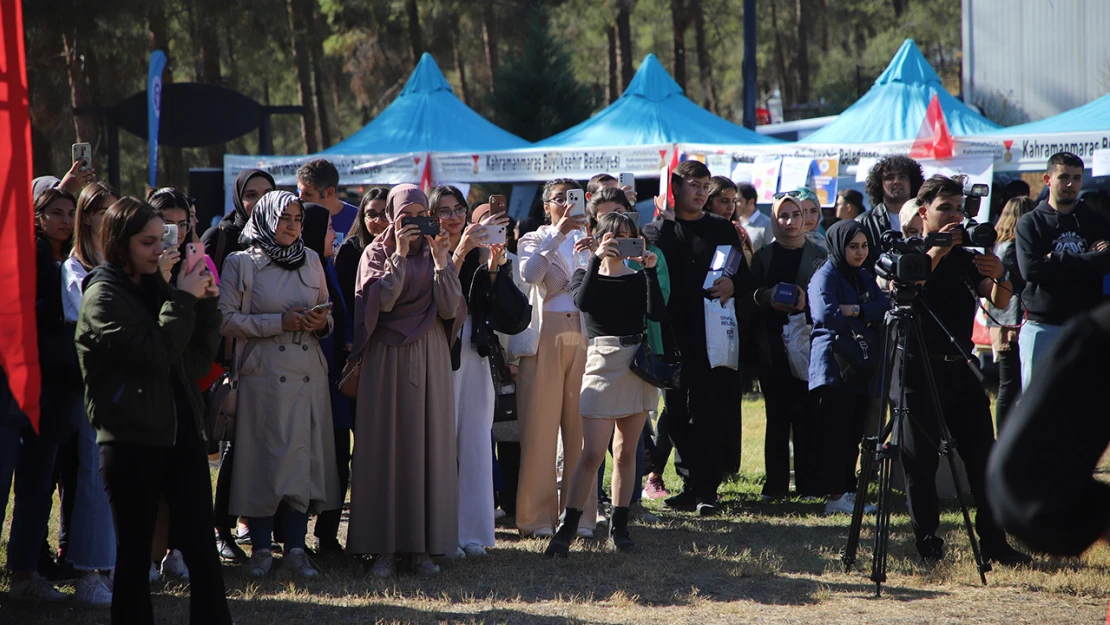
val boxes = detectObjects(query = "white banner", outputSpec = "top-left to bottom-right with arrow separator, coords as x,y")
680,138 -> 1006,172
920,157 -> 994,223
976,131 -> 1110,172
431,145 -> 674,183
223,153 -> 425,189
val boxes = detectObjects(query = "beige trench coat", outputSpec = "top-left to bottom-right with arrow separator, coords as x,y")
219,247 -> 341,517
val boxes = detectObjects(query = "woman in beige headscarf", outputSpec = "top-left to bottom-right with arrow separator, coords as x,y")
345,185 -> 464,577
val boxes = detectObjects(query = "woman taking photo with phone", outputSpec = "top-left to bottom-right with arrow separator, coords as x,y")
219,191 -> 340,578
75,197 -> 231,624
59,181 -> 118,605
346,185 -> 464,577
515,178 -> 598,540
808,219 -> 889,514
749,193 -> 827,500
545,213 -> 663,557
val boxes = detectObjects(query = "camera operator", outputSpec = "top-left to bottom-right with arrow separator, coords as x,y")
894,175 -> 1030,565
857,156 -> 925,272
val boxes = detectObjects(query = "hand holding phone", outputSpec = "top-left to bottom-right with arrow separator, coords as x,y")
566,189 -> 586,218
614,237 -> 644,258
400,216 -> 441,236
71,143 -> 92,173
309,302 -> 334,314
183,243 -> 203,276
489,194 -> 507,215
162,223 -> 179,251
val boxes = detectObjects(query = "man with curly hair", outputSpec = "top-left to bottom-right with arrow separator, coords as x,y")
856,156 -> 925,270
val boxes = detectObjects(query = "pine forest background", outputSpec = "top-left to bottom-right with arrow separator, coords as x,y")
26,0 -> 964,196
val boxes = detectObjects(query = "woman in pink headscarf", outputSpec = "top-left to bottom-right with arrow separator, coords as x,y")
345,185 -> 465,577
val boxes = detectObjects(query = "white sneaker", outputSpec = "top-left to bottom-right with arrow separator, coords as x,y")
462,543 -> 487,557
844,492 -> 877,514
283,547 -> 320,579
370,554 -> 395,578
9,574 -> 68,602
247,548 -> 273,578
148,562 -> 162,583
411,554 -> 440,576
576,527 -> 595,539
824,495 -> 856,515
446,547 -> 466,559
74,572 -> 112,607
161,549 -> 190,581
531,527 -> 554,538
630,502 -> 661,525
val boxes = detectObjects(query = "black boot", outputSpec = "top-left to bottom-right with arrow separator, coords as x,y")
544,507 -> 583,559
609,506 -> 634,553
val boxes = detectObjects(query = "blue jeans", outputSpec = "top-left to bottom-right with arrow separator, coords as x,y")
0,417 -> 59,573
248,502 -> 308,552
65,390 -> 116,571
1018,320 -> 1065,391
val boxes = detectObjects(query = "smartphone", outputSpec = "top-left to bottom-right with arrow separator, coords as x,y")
400,215 -> 441,236
658,165 -> 671,209
183,242 -> 202,275
484,224 -> 507,246
309,302 -> 334,314
619,173 -> 635,189
614,237 -> 644,258
72,143 -> 92,172
566,189 -> 586,218
772,282 -> 799,307
489,194 -> 507,215
162,223 -> 179,251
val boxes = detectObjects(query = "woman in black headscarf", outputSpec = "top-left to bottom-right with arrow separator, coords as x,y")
201,169 -> 276,274
300,203 -> 354,555
807,219 -> 889,515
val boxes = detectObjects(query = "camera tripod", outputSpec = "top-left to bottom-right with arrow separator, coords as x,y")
841,287 -> 990,596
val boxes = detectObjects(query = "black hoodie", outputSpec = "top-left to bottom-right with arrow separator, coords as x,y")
1015,200 -> 1110,325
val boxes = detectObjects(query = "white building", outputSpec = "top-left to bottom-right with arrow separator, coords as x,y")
962,0 -> 1110,124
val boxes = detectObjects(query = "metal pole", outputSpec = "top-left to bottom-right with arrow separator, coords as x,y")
258,109 -> 273,155
742,0 -> 757,129
108,116 -> 120,192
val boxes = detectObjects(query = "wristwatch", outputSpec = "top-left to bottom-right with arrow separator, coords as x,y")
853,305 -> 860,317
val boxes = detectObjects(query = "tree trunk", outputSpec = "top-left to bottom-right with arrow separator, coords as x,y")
481,3 -> 498,85
406,0 -> 424,65
616,1 -> 633,91
795,0 -> 810,104
892,0 -> 904,18
149,0 -> 186,188
287,0 -> 319,153
816,0 -> 830,52
671,0 -> 687,90
769,0 -> 792,106
62,34 -> 99,145
453,39 -> 470,106
691,0 -> 717,112
196,0 -> 225,166
607,23 -> 619,103
308,5 -> 333,148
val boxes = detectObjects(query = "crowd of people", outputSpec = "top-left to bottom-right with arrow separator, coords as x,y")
5,148 -> 1108,623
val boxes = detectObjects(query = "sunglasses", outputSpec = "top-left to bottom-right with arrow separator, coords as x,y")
772,190 -> 802,201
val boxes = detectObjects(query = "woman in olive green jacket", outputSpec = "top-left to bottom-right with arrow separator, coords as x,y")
75,197 -> 231,625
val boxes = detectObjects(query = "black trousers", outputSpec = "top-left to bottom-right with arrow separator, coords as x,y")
211,442 -> 236,532
46,432 -> 78,562
894,354 -> 1007,548
760,364 -> 819,496
649,406 -> 672,476
814,385 -> 870,495
994,347 -> 1022,435
314,426 -> 351,543
666,363 -> 741,501
100,418 -> 231,625
496,442 -> 521,517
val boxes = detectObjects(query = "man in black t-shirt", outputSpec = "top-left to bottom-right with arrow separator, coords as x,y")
895,175 -> 1031,566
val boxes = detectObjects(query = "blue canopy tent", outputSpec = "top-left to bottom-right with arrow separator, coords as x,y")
323,52 -> 530,154
969,92 -> 1110,172
803,39 -> 1000,144
535,54 -> 779,147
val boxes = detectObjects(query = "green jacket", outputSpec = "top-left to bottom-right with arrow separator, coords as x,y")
75,263 -> 221,446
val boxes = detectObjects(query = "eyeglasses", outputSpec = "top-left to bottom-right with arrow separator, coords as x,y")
545,196 -> 568,206
436,207 -> 468,219
365,210 -> 386,220
773,190 -> 802,201
172,220 -> 191,235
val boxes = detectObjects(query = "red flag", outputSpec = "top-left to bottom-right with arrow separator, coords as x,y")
419,153 -> 433,194
911,93 -> 954,160
0,0 -> 40,431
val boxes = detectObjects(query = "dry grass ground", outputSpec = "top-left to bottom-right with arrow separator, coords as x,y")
2,396 -> 1109,624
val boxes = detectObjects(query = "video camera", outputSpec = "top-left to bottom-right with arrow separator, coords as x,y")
959,178 -> 998,248
874,230 -> 953,285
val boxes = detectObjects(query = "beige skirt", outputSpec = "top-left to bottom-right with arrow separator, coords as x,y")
579,337 -> 659,419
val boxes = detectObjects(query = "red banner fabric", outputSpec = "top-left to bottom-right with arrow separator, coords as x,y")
0,1 -> 40,431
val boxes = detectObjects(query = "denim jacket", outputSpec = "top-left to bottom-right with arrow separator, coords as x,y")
807,260 -> 889,392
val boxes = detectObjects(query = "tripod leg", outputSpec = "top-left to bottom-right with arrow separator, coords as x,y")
843,314 -> 899,572
906,315 -> 990,585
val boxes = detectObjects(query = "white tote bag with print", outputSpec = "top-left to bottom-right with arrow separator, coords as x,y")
705,298 -> 740,370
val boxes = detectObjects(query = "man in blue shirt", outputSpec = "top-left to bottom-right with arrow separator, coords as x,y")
296,159 -> 358,254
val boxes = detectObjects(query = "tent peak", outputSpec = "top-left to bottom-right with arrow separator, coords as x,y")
622,53 -> 684,103
874,39 -> 942,88
399,53 -> 454,98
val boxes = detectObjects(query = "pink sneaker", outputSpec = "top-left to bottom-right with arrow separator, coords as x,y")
642,474 -> 669,500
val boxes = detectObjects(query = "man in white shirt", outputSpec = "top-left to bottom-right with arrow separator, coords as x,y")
736,183 -> 771,250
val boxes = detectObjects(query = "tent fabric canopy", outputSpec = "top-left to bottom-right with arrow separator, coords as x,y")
535,54 -> 779,148
323,52 -> 530,154
803,39 -> 1001,144
974,92 -> 1110,135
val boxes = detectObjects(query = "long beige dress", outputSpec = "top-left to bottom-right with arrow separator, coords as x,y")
219,248 -> 341,517
346,255 -> 463,556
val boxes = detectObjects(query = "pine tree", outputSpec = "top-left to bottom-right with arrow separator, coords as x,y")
486,1 -> 595,143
